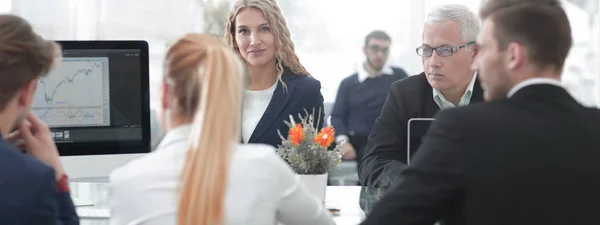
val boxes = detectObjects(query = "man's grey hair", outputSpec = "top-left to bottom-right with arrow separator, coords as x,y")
425,4 -> 480,44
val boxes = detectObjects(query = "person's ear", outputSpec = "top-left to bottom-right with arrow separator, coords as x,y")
505,42 -> 524,71
470,45 -> 479,58
18,79 -> 37,107
160,82 -> 170,110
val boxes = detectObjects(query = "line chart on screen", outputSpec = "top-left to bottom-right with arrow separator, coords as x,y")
32,57 -> 111,128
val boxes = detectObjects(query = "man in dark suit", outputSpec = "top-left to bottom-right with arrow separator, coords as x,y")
359,4 -> 484,188
0,14 -> 78,225
331,30 -> 408,164
361,0 -> 600,224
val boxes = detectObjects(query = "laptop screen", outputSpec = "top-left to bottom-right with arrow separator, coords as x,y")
407,118 -> 434,164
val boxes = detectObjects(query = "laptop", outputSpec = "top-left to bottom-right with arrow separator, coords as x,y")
407,118 -> 435,164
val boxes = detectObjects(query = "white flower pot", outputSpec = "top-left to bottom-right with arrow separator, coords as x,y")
296,173 -> 328,203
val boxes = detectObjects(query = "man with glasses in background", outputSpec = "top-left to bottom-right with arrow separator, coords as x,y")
331,30 -> 407,165
358,4 -> 485,191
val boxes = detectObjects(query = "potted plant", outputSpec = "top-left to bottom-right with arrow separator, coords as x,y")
275,108 -> 344,203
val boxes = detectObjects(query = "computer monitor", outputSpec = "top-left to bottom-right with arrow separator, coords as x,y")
32,40 -> 151,180
407,118 -> 434,164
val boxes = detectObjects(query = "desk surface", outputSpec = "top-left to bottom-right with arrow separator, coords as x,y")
326,186 -> 365,224
74,183 -> 365,225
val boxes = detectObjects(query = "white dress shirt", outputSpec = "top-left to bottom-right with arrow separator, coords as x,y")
242,81 -> 277,143
433,72 -> 478,109
109,124 -> 335,225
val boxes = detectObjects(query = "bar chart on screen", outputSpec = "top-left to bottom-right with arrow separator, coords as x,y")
32,57 -> 111,128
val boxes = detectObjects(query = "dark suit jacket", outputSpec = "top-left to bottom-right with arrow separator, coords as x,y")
358,72 -> 484,188
361,84 -> 600,225
0,138 -> 79,225
245,69 -> 325,148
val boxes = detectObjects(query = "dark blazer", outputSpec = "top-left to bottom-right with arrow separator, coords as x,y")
245,69 -> 325,148
361,84 -> 600,225
0,137 -> 79,225
358,72 -> 484,188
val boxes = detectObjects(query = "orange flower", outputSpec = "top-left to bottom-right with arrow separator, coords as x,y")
314,126 -> 335,148
289,124 -> 304,146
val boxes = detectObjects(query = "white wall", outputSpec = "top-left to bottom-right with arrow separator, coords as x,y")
561,1 -> 597,106
596,2 -> 600,107
3,0 -> 599,106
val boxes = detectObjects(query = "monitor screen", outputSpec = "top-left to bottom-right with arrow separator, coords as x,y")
33,41 -> 150,156
407,118 -> 434,164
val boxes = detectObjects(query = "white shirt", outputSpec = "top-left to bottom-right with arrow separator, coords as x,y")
507,77 -> 563,98
109,125 -> 334,225
242,81 -> 277,143
433,73 -> 478,109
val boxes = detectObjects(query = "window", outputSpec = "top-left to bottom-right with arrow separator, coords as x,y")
6,0 -> 600,107
561,0 -> 599,107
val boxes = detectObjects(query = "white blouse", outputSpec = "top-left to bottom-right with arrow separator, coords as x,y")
109,124 -> 335,225
242,81 -> 277,143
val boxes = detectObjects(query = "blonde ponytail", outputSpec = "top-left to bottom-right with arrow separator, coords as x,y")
168,34 -> 243,225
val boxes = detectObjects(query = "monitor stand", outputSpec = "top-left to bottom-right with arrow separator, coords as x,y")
70,178 -> 110,208
71,177 -> 110,183
61,154 -> 145,207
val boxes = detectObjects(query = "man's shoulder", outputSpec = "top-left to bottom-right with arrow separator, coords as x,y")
391,72 -> 427,86
435,100 -> 515,127
340,73 -> 359,84
586,107 -> 600,117
390,67 -> 408,77
389,72 -> 428,94
584,108 -> 600,128
0,141 -> 54,184
0,141 -> 53,173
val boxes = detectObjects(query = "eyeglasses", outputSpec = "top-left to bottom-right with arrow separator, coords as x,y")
367,45 -> 390,54
416,42 -> 475,57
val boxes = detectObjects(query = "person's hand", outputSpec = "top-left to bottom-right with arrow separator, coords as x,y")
340,141 -> 356,160
6,113 -> 64,181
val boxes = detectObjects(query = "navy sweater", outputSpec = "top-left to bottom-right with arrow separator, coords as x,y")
331,67 -> 408,138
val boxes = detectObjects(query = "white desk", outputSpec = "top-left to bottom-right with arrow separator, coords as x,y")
74,183 -> 365,225
326,186 -> 365,224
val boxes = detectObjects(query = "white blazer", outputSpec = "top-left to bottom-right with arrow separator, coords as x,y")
109,124 -> 335,225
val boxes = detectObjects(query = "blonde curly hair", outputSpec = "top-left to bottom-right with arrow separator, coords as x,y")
224,0 -> 311,90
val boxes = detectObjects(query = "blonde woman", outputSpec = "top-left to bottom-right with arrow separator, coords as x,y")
225,0 -> 325,147
108,34 -> 335,225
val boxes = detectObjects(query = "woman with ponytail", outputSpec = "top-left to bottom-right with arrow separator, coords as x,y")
108,34 -> 335,225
